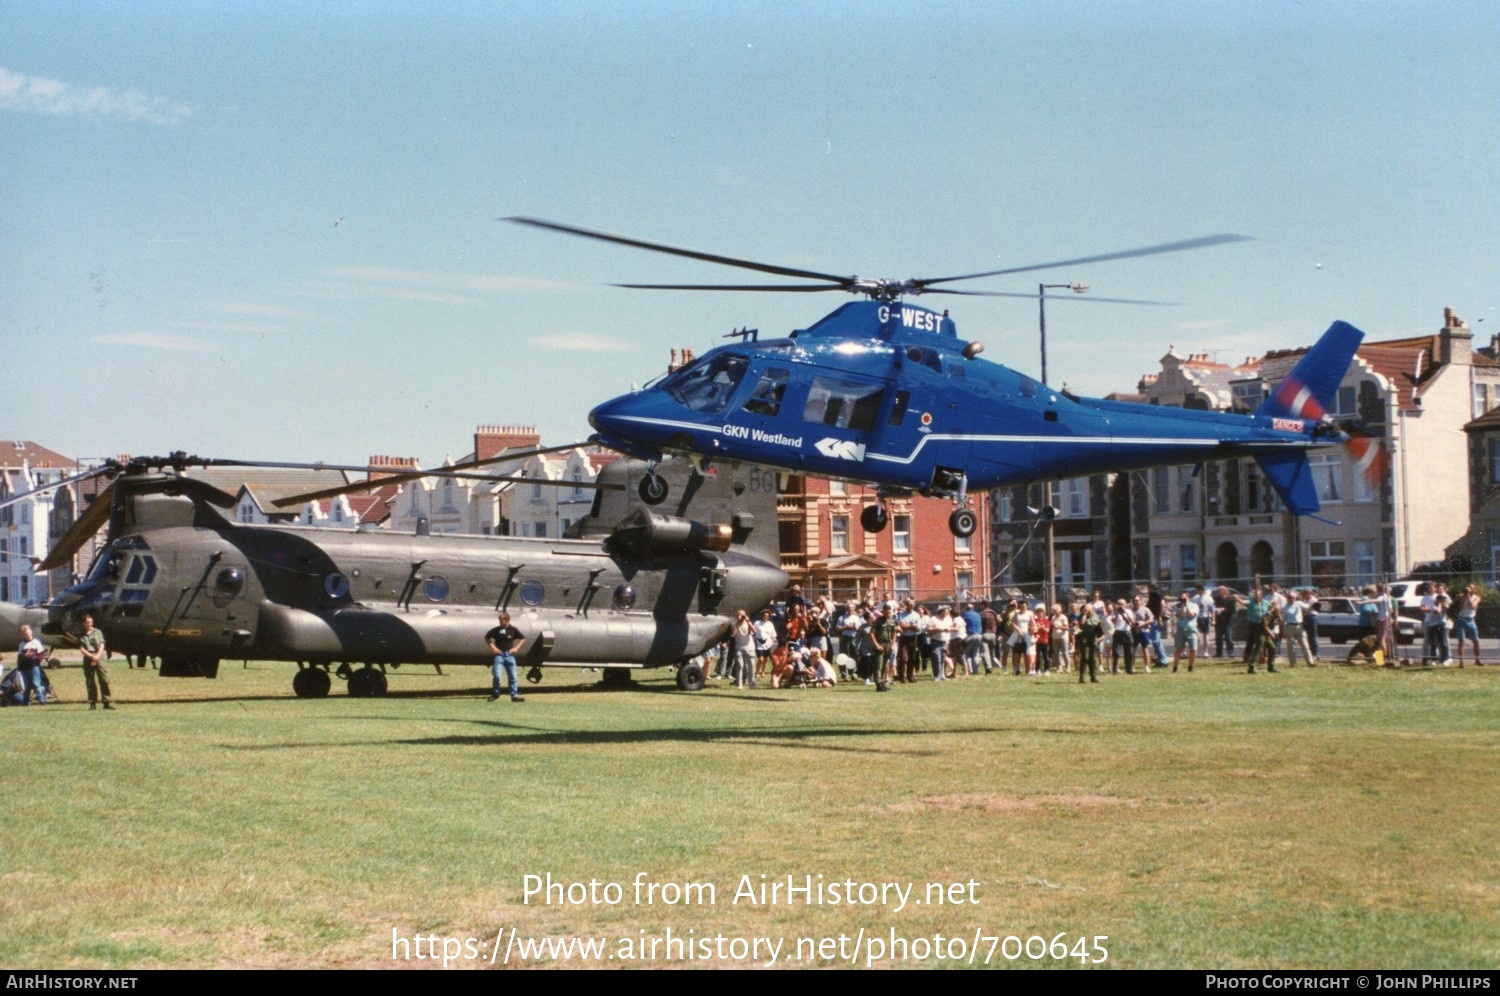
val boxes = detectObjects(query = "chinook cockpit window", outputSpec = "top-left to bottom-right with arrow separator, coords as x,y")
665,354 -> 749,414
803,376 -> 885,432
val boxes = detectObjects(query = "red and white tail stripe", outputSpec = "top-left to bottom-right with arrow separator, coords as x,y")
1272,377 -> 1326,421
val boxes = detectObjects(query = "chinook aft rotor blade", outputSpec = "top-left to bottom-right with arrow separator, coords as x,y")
0,462 -> 118,513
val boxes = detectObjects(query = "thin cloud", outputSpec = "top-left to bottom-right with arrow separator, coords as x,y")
0,67 -> 192,125
92,333 -> 212,352
527,332 -> 632,353
327,266 -> 578,294
204,301 -> 313,321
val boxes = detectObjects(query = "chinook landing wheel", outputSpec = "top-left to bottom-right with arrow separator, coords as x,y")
860,504 -> 889,533
676,661 -> 706,692
293,667 -> 331,699
347,666 -> 388,697
638,474 -> 669,505
948,507 -> 978,538
526,666 -> 544,685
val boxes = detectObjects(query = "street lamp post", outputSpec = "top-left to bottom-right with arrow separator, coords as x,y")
1038,282 -> 1088,611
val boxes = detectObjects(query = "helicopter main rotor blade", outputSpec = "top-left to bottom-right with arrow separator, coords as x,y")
269,442 -> 592,508
914,234 -> 1252,289
0,463 -> 118,513
922,288 -> 1174,305
613,282 -> 847,293
505,216 -> 856,287
38,482 -> 117,572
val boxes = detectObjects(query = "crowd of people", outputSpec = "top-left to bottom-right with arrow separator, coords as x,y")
701,579 -> 1488,689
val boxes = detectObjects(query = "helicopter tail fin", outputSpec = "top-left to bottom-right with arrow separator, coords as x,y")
1249,320 -> 1365,516
1255,320 -> 1365,424
1254,451 -> 1320,516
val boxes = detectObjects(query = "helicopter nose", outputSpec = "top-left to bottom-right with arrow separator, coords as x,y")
0,601 -> 47,649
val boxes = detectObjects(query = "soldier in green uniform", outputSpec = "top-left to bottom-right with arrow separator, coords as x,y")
78,614 -> 113,710
1075,604 -> 1103,683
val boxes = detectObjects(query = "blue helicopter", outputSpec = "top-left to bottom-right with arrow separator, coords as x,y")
510,218 -> 1371,537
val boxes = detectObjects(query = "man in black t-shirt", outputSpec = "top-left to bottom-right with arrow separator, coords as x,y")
485,612 -> 526,702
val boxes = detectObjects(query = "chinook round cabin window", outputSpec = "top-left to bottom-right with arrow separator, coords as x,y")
519,580 -> 545,607
423,577 -> 450,603
612,583 -> 637,610
324,573 -> 350,599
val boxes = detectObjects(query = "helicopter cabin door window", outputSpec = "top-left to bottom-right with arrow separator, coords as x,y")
742,367 -> 790,416
666,353 -> 750,414
803,376 -> 885,432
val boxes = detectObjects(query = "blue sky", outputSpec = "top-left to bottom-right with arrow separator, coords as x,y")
3,0 -> 1497,467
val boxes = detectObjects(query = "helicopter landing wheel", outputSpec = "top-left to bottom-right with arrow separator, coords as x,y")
347,666 -> 387,697
948,507 -> 978,538
676,661 -> 706,692
293,667 -> 331,699
638,474 -> 669,505
860,504 -> 889,533
526,666 -> 544,685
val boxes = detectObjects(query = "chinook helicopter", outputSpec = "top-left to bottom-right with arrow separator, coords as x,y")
509,218 -> 1379,535
0,450 -> 785,696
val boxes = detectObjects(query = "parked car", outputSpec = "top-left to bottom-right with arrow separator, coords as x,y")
1314,596 -> 1418,645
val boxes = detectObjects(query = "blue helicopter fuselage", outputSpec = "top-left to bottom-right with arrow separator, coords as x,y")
588,300 -> 1346,502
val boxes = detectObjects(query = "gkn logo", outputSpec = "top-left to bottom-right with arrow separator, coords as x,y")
815,438 -> 866,462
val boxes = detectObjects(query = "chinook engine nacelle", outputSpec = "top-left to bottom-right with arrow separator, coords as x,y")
607,508 -> 733,558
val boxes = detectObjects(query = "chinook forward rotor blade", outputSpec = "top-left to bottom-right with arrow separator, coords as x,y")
38,482 -> 116,572
0,462 -> 118,512
505,216 -> 857,288
913,234 -> 1252,289
270,442 -> 592,508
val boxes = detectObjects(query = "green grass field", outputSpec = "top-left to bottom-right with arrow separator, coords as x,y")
3,654 -> 1496,969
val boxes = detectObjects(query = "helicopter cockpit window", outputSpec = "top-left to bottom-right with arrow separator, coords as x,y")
124,555 -> 158,586
803,376 -> 885,432
887,390 -> 911,426
742,367 -> 789,416
665,354 -> 749,414
87,552 -> 123,584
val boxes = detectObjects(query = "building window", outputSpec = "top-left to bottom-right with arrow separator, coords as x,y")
1180,544 -> 1197,581
1154,545 -> 1171,582
1179,466 -> 1196,513
830,514 -> 849,555
998,493 -> 1012,522
1354,539 -> 1376,586
894,572 -> 912,597
956,571 -> 973,598
0,539 -> 7,563
1330,385 -> 1357,417
1310,453 -> 1342,502
1476,383 -> 1491,419
954,530 -> 971,554
1489,438 -> 1500,485
1152,467 -> 1169,515
1065,478 -> 1087,517
1309,540 -> 1346,587
893,515 -> 911,554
